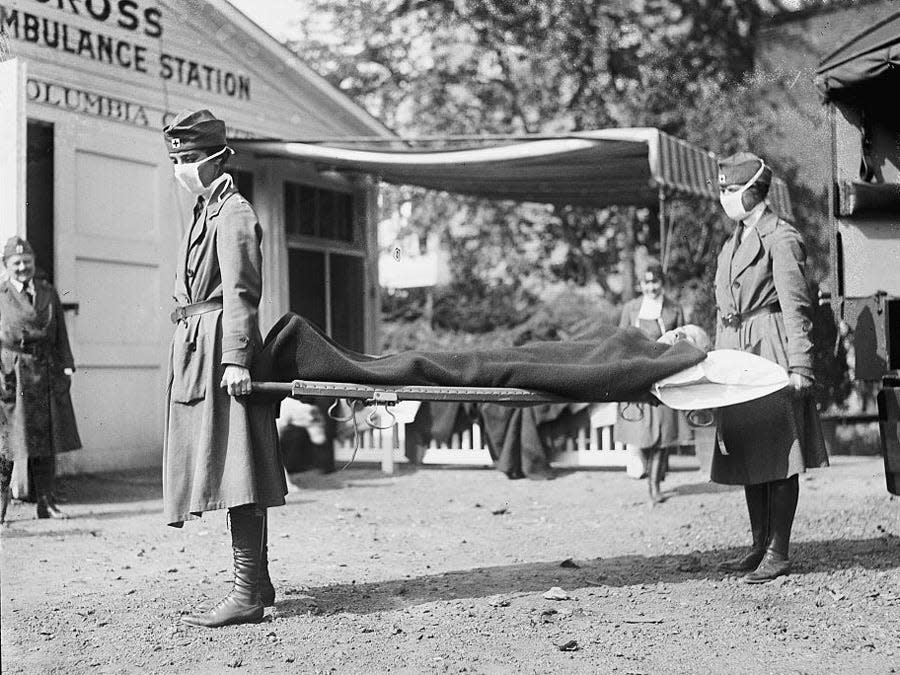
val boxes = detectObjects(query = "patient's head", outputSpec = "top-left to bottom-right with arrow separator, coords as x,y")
657,324 -> 712,352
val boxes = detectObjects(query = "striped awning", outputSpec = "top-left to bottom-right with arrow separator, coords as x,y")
231,127 -> 793,220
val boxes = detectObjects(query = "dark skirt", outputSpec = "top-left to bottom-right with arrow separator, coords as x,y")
710,388 -> 828,485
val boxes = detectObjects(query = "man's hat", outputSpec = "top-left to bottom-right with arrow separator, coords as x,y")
717,152 -> 772,190
163,109 -> 227,153
642,258 -> 664,283
3,236 -> 34,261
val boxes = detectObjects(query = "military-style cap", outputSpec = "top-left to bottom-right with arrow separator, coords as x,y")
717,152 -> 772,189
163,109 -> 227,153
3,236 -> 34,261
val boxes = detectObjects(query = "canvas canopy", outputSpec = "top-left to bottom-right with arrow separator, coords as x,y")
815,11 -> 900,101
231,127 -> 794,220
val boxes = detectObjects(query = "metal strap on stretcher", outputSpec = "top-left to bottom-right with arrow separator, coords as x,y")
251,380 -> 573,405
251,379 -> 579,473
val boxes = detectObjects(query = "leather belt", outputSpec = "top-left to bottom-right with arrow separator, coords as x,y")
170,299 -> 223,324
720,302 -> 780,329
2,341 -> 49,356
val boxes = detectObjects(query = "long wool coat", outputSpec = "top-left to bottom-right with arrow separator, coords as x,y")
614,296 -> 686,449
163,177 -> 286,526
0,278 -> 81,460
711,208 -> 828,485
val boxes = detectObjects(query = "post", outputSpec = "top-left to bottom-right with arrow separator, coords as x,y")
658,188 -> 668,273
382,423 -> 397,474
0,58 -> 26,244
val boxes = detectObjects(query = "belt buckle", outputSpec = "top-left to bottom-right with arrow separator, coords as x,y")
722,313 -> 741,328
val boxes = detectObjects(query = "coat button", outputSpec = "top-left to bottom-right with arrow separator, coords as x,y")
732,281 -> 740,287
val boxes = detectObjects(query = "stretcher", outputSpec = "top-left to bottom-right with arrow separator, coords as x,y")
252,349 -> 792,473
253,379 -> 623,473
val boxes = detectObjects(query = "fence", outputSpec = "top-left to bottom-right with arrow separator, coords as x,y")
334,402 -> 639,473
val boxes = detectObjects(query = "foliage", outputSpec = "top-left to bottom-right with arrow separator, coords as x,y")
380,282 -> 618,352
291,0 -> 849,402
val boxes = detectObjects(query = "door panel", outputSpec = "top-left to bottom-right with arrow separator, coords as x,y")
54,117 -> 171,469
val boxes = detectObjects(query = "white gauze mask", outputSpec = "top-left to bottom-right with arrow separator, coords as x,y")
719,161 -> 766,221
173,147 -> 227,194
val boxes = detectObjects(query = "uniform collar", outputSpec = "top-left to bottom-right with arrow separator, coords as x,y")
8,277 -> 32,294
202,173 -> 235,217
739,200 -> 768,238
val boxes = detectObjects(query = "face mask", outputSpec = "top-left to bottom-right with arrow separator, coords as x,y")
173,148 -> 227,194
719,161 -> 766,221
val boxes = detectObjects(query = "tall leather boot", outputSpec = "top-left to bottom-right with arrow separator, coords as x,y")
32,457 -> 67,520
744,475 -> 798,583
259,511 -> 276,607
1,457 -> 12,526
0,486 -> 11,526
182,505 -> 265,627
718,483 -> 769,572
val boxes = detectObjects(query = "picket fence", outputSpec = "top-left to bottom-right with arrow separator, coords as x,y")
333,402 -> 634,474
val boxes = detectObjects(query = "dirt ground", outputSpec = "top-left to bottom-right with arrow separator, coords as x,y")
1,454 -> 898,674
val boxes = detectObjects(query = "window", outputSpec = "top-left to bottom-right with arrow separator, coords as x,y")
284,181 -> 355,242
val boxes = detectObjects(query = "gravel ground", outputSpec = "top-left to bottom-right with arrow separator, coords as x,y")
1,455 -> 898,674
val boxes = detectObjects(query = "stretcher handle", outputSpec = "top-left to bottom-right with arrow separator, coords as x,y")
366,405 -> 397,430
686,409 -> 715,428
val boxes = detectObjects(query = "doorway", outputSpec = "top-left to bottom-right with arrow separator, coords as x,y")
26,119 -> 54,283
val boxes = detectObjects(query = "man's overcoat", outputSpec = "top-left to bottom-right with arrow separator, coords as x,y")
0,278 -> 81,460
711,208 -> 828,485
163,177 -> 286,526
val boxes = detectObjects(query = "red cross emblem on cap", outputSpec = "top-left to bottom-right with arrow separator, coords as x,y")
15,244 -> 24,254
171,138 -> 182,149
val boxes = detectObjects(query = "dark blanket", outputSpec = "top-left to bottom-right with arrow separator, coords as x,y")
254,313 -> 705,402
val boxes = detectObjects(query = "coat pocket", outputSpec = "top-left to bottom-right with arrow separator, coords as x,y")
171,332 -> 207,404
51,371 -> 72,395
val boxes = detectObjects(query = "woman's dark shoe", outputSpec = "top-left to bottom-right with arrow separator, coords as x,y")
36,499 -> 69,520
742,550 -> 791,584
717,547 -> 766,573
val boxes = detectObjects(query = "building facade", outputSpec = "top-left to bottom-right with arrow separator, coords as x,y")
0,0 -> 393,474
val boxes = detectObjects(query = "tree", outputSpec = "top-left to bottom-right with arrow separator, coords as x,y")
289,0 -> 833,352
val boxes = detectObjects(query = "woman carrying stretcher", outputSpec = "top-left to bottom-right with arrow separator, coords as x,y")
162,110 -> 286,628
711,153 -> 828,583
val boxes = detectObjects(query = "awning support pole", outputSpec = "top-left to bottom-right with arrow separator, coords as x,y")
659,188 -> 668,273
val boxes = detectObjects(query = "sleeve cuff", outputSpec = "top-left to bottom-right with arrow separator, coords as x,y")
789,366 -> 814,379
221,348 -> 252,369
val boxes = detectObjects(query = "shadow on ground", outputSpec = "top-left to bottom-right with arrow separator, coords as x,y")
277,535 -> 900,617
56,469 -> 162,505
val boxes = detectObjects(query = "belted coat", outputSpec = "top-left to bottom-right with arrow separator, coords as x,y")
163,176 -> 286,526
0,278 -> 81,461
615,296 -> 687,449
711,207 -> 828,485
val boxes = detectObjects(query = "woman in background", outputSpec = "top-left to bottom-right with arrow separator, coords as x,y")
615,260 -> 685,503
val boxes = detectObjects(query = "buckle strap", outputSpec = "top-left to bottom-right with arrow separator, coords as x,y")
720,302 -> 781,329
170,299 -> 223,324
